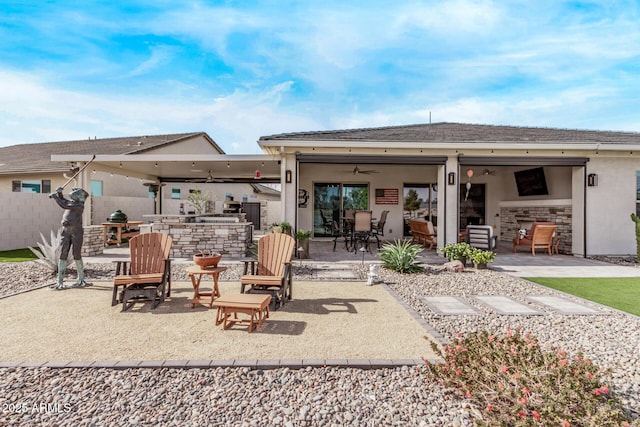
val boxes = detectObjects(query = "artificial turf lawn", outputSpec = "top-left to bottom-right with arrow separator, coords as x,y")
525,277 -> 640,316
0,248 -> 39,262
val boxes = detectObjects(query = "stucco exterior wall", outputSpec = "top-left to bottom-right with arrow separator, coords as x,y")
92,196 -> 155,225
0,193 -> 70,251
585,157 -> 637,255
141,135 -> 222,154
90,171 -> 151,197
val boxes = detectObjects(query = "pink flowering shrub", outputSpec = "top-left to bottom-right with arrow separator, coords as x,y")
424,327 -> 639,426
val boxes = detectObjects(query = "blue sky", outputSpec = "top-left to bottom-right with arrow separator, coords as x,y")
1,1 -> 639,153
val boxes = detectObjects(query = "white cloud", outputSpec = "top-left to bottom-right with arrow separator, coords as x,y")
0,69 -> 320,151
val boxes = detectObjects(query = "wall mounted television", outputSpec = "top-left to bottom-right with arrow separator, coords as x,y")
514,167 -> 549,197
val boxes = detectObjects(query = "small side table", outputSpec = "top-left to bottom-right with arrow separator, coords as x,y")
185,265 -> 227,308
213,294 -> 271,332
552,236 -> 560,255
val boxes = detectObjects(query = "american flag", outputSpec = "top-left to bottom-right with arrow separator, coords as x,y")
375,188 -> 399,204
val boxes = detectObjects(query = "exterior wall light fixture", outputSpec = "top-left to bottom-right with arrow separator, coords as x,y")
587,173 -> 598,187
448,172 -> 456,185
285,169 -> 292,183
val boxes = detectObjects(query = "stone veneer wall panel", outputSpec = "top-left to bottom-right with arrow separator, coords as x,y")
500,205 -> 572,253
82,225 -> 105,257
151,222 -> 252,259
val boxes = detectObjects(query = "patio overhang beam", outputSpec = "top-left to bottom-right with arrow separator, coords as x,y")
458,156 -> 589,166
296,154 -> 447,165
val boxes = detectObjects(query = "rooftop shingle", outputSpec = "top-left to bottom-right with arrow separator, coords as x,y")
0,132 -> 218,174
260,122 -> 640,144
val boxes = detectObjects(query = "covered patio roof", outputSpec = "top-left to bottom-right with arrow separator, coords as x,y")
51,154 -> 282,184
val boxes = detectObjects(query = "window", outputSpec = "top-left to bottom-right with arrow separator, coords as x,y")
90,180 -> 103,196
171,188 -> 181,199
11,179 -> 51,193
403,184 -> 438,235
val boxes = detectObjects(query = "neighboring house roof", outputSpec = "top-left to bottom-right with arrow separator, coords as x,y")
0,132 -> 222,175
260,122 -> 640,145
250,183 -> 280,196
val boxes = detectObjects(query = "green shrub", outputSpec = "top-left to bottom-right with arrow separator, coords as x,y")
424,327 -> 639,426
378,239 -> 424,273
440,242 -> 473,261
469,247 -> 496,266
295,229 -> 312,240
271,221 -> 292,235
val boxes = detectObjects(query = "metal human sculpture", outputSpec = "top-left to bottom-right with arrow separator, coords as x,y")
49,186 -> 90,290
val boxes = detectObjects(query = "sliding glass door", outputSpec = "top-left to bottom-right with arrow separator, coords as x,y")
313,183 -> 369,237
403,183 -> 438,236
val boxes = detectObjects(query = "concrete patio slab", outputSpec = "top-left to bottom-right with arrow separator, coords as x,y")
421,296 -> 482,315
525,295 -> 603,314
473,295 -> 543,315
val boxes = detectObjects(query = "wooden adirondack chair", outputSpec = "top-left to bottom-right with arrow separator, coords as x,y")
112,232 -> 173,311
513,223 -> 557,256
241,233 -> 295,309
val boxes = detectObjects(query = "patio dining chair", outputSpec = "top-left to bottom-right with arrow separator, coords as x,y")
112,232 -> 173,311
332,219 -> 351,251
371,209 -> 389,248
352,210 -> 373,253
241,232 -> 296,310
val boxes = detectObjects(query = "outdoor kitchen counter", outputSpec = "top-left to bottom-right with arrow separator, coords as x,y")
148,216 -> 252,259
144,213 -> 246,223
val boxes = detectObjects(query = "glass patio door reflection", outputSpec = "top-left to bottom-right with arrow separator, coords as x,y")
313,183 -> 369,237
314,183 -> 340,237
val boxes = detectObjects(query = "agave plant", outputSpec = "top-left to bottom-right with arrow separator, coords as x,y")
28,228 -> 71,273
378,239 -> 424,273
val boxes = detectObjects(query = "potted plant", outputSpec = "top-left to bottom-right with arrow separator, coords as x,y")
271,221 -> 293,235
193,250 -> 222,268
295,229 -> 312,259
469,247 -> 496,269
187,187 -> 215,216
280,221 -> 292,235
440,242 -> 473,265
270,223 -> 283,234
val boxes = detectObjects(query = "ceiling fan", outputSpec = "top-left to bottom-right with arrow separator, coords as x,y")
482,168 -> 497,176
187,170 -> 231,183
347,165 -> 379,175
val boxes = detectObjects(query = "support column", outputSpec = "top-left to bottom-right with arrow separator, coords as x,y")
282,153 -> 297,227
444,156 -> 460,246
572,166 -> 585,256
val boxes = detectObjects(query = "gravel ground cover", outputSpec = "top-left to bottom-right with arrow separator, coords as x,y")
1,260 -> 638,426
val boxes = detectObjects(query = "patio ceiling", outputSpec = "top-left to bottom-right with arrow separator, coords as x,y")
51,154 -> 282,183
